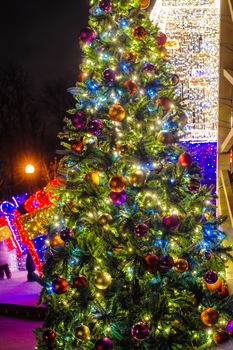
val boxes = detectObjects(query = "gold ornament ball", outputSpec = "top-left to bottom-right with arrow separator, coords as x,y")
85,171 -> 102,186
140,0 -> 151,9
157,131 -> 175,145
201,308 -> 219,326
125,50 -> 138,63
129,170 -> 146,187
109,175 -> 127,192
94,271 -> 112,290
174,259 -> 189,273
98,214 -> 112,226
76,324 -> 90,340
50,234 -> 65,248
109,104 -> 126,122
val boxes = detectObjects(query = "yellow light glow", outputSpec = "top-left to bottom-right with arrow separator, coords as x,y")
25,164 -> 35,174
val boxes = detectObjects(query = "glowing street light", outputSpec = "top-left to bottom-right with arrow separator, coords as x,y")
25,164 -> 35,174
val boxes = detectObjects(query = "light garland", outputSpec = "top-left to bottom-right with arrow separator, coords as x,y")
151,0 -> 220,142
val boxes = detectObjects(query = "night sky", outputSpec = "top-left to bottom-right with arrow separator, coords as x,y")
0,0 -> 89,87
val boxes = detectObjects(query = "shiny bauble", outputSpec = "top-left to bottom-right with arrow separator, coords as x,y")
156,97 -> 172,111
109,104 -> 126,122
133,26 -> 146,39
52,277 -> 69,294
103,68 -> 116,84
204,270 -> 218,284
60,228 -> 73,242
80,27 -> 96,44
140,0 -> 151,9
98,214 -> 112,226
206,278 -> 222,291
73,275 -> 89,290
94,271 -> 112,290
131,322 -> 150,341
163,214 -> 180,230
124,80 -> 137,94
95,337 -> 113,350
174,259 -> 189,273
129,170 -> 146,187
134,223 -> 149,238
50,234 -> 65,248
43,329 -> 56,344
178,153 -> 192,167
159,255 -> 174,270
171,74 -> 180,85
109,175 -> 127,193
99,0 -> 113,12
85,171 -> 103,186
110,191 -> 127,205
157,131 -> 175,145
226,320 -> 233,335
125,50 -> 138,63
76,324 -> 90,340
72,111 -> 87,129
87,119 -> 103,136
144,253 -> 159,273
157,31 -> 167,46
217,285 -> 229,298
201,308 -> 219,326
143,63 -> 155,73
71,140 -> 84,152
214,330 -> 229,344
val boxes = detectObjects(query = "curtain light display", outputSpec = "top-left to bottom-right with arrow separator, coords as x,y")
151,0 -> 220,142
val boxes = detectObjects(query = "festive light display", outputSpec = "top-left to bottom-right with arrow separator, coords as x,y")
151,0 -> 220,142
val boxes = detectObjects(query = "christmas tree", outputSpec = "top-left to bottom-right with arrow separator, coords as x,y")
35,0 -> 233,349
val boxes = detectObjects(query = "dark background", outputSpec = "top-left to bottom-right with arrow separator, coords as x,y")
0,0 -> 89,198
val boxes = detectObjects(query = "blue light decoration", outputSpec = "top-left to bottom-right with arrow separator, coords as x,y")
33,235 -> 47,262
86,79 -> 99,92
119,61 -> 131,72
182,141 -> 217,188
119,18 -> 129,28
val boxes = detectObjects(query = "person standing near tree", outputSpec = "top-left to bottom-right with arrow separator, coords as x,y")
0,240 -> 11,280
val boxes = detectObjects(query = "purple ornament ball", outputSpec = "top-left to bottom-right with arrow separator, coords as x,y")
99,0 -> 113,12
95,337 -> 113,350
72,111 -> 87,129
87,119 -> 103,136
163,214 -> 180,230
110,191 -> 127,205
159,255 -> 174,270
143,63 -> 155,73
80,27 -> 96,44
131,322 -> 150,341
204,270 -> 218,284
103,68 -> 116,84
226,320 -> 233,335
134,223 -> 149,238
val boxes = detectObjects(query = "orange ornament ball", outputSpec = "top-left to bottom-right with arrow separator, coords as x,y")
125,50 -> 138,63
109,175 -> 127,193
140,0 -> 151,9
71,140 -> 84,152
109,104 -> 126,122
206,278 -> 222,291
52,277 -> 69,295
201,308 -> 219,326
174,259 -> 189,273
157,131 -> 175,145
50,234 -> 65,248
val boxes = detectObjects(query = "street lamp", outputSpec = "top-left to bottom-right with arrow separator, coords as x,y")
25,164 -> 35,174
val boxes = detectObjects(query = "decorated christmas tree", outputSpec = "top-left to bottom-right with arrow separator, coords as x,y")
35,0 -> 233,349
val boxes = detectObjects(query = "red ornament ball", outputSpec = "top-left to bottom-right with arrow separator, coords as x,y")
73,275 -> 89,290
43,329 -> 56,344
171,74 -> 180,85
214,330 -> 229,344
157,31 -> 167,46
131,322 -> 150,341
163,214 -> 180,230
144,253 -> 159,273
134,223 -> 149,238
133,26 -> 146,39
80,27 -> 96,44
52,277 -> 69,294
95,337 -> 113,350
178,153 -> 192,167
156,97 -> 173,111
218,285 -> 229,298
71,140 -> 84,152
124,80 -> 137,94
